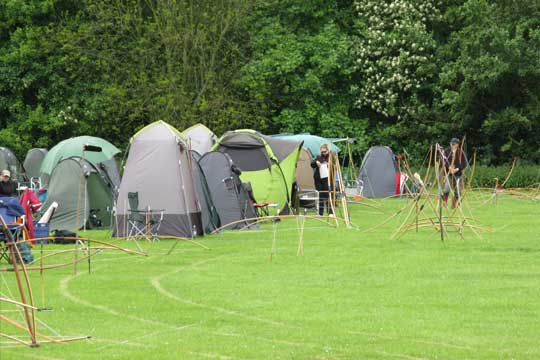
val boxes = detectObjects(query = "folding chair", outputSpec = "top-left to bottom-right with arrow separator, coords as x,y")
0,200 -> 27,263
126,192 -> 163,243
298,189 -> 320,213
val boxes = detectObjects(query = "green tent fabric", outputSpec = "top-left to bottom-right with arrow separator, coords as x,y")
213,130 -> 303,212
40,136 -> 120,179
23,148 -> 48,179
0,147 -> 25,182
272,134 -> 340,158
42,157 -> 116,232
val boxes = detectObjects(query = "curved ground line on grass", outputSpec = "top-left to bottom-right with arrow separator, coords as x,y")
58,261 -> 203,331
149,255 -> 295,328
91,323 -> 199,353
151,255 -> 493,356
58,249 -> 500,356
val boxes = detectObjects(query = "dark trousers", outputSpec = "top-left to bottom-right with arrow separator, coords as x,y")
316,179 -> 333,215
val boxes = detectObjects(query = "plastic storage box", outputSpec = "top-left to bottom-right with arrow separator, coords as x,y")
34,222 -> 50,244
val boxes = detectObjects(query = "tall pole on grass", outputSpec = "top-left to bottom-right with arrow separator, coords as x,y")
435,147 -> 444,242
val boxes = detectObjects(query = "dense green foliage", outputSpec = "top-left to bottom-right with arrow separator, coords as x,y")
471,164 -> 540,188
1,0 -> 539,164
3,196 -> 540,359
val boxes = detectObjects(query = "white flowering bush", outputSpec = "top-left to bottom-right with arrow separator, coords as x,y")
354,0 -> 440,118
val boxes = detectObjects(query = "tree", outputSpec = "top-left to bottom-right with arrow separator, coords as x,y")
239,0 -> 369,154
436,0 -> 540,163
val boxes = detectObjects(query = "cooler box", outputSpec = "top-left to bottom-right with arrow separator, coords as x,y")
34,222 -> 50,244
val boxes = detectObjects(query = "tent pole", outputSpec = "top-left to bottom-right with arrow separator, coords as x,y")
75,149 -> 86,234
435,149 -> 444,242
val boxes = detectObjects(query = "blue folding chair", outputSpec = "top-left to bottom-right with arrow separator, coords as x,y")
0,197 -> 27,263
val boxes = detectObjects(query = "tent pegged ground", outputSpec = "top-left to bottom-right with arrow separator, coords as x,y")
1,194 -> 539,359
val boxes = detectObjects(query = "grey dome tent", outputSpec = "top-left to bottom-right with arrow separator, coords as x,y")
23,148 -> 48,179
0,147 -> 25,182
357,146 -> 399,198
190,151 -> 221,234
42,157 -> 118,231
198,152 -> 257,230
182,124 -> 217,156
115,121 -> 202,238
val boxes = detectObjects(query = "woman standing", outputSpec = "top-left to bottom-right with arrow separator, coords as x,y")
311,144 -> 334,216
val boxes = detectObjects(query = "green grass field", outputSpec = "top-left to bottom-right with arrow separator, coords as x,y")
2,193 -> 540,359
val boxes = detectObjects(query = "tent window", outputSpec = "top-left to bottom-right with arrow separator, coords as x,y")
219,147 -> 270,171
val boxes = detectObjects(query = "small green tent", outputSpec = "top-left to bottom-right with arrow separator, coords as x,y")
40,136 -> 120,185
42,157 -> 118,232
212,130 -> 303,212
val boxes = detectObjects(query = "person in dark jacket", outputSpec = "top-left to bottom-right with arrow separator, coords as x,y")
442,138 -> 468,208
0,170 -> 17,197
311,144 -> 334,216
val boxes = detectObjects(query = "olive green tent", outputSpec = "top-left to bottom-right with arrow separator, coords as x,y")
212,130 -> 303,212
40,136 -> 120,185
42,157 -> 118,232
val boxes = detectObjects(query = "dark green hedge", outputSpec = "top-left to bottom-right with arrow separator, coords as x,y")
468,165 -> 540,189
342,163 -> 540,189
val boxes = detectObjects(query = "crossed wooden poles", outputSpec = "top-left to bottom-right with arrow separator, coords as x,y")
392,142 -> 486,241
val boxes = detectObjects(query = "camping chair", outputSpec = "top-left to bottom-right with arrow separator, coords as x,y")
126,192 -> 163,243
298,189 -> 320,213
0,200 -> 27,264
30,177 -> 42,191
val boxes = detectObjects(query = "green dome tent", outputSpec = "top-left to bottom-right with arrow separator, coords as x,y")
42,157 -> 119,231
212,130 -> 303,213
40,136 -> 120,185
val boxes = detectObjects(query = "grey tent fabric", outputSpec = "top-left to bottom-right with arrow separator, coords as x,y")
0,147 -> 25,182
182,124 -> 217,155
357,146 -> 399,198
23,148 -> 48,179
198,152 -> 256,230
217,132 -> 299,163
115,121 -> 202,238
191,152 -> 221,234
98,158 -> 121,194
43,157 -> 116,231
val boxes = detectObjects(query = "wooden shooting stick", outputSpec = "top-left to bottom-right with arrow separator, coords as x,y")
328,151 -> 351,227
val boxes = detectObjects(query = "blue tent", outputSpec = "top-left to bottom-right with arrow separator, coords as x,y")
272,134 -> 340,158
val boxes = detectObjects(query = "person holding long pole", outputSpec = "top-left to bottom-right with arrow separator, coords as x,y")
442,138 -> 468,208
